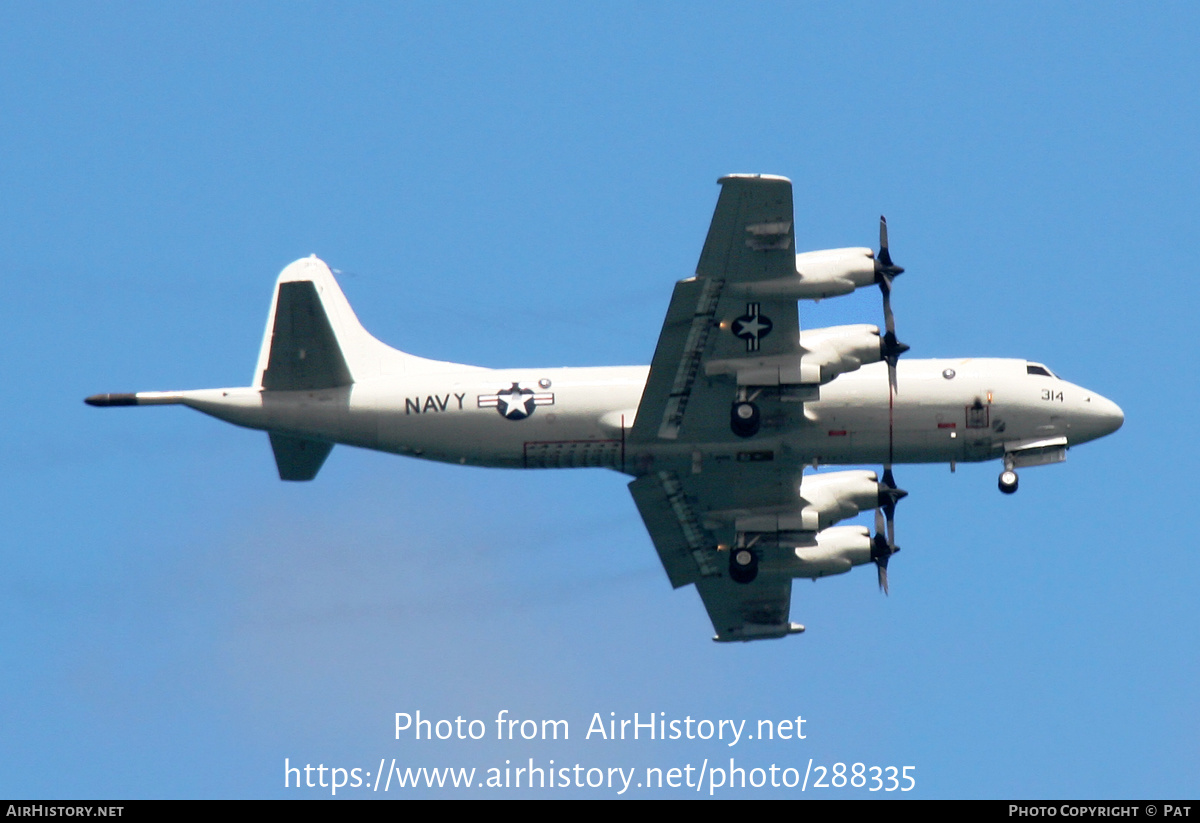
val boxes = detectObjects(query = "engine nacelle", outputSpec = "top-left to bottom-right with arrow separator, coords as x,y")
798,469 -> 883,530
791,526 -> 874,578
798,324 -> 884,384
734,470 -> 883,542
752,525 -> 873,578
704,324 -> 883,391
794,247 -> 878,298
737,247 -> 877,300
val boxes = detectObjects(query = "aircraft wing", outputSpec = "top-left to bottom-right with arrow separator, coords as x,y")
630,174 -> 803,444
629,467 -> 804,642
627,175 -> 810,641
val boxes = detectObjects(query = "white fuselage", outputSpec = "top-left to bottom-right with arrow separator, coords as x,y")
88,246 -> 1126,642
160,356 -> 1123,475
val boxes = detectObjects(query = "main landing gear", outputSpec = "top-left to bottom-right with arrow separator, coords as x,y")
730,399 -> 761,438
998,455 -> 1018,494
729,546 -> 758,584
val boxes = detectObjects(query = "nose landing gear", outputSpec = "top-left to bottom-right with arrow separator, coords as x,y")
998,455 -> 1018,494
998,470 -> 1019,494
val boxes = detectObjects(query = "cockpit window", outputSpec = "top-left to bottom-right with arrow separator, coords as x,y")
1026,363 -> 1056,378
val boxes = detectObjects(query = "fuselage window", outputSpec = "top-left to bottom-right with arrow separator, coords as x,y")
1026,364 -> 1053,377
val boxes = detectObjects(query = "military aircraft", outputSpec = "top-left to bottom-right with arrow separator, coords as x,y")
86,174 -> 1123,642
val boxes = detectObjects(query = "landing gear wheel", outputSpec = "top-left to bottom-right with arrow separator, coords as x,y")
729,547 -> 759,584
998,469 -> 1019,494
730,401 -> 761,438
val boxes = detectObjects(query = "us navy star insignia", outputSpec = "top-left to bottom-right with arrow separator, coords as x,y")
731,303 -> 773,352
477,382 -> 555,420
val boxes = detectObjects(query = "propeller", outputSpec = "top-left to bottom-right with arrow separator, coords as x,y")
873,506 -> 902,597
877,467 -> 907,547
875,216 -> 910,392
872,440 -> 908,595
875,216 -> 909,591
870,523 -> 896,595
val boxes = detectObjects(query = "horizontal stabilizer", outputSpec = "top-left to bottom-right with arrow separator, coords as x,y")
261,281 -> 353,391
269,432 -> 333,481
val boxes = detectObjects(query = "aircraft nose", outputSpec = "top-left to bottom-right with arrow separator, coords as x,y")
1087,393 -> 1124,438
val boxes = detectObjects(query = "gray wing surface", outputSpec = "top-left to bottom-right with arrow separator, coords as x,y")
628,175 -> 808,642
695,576 -> 795,643
631,174 -> 803,445
629,467 -> 801,642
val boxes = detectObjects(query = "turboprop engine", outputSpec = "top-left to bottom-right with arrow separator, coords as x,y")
727,467 -> 907,586
797,324 -> 885,385
736,247 -> 878,300
790,525 -> 874,578
703,324 -> 883,396
793,247 -> 878,298
733,470 -> 889,545
750,525 -> 874,578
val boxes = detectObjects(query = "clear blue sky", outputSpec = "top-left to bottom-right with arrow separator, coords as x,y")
2,2 -> 1196,798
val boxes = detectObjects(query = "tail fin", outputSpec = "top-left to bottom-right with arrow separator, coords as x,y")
253,256 -> 483,481
91,256 -> 478,482
255,256 -> 374,389
253,256 -> 480,389
254,256 -> 374,481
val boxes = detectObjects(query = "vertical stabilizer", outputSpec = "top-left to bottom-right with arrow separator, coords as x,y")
254,256 -> 373,387
260,279 -> 353,390
253,256 -> 482,388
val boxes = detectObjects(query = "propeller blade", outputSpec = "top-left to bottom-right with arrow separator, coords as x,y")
879,288 -> 910,368
870,531 -> 895,595
875,214 -> 908,545
876,473 -> 907,515
876,468 -> 907,549
875,217 -> 908,393
880,276 -> 896,336
876,216 -> 904,276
